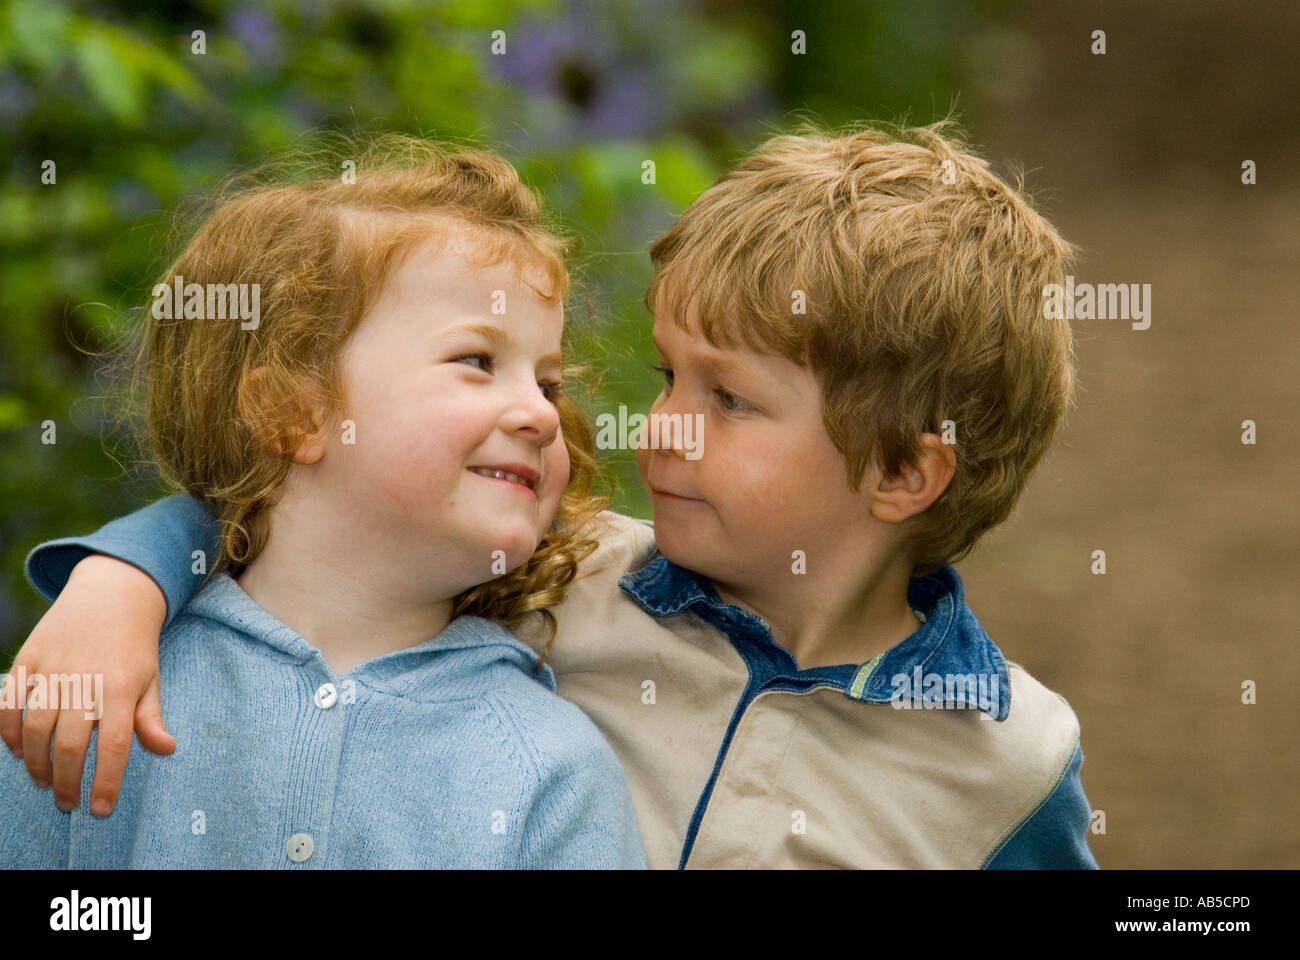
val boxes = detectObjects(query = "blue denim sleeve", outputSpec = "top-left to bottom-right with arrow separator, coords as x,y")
984,743 -> 1100,869
0,747 -> 70,868
24,493 -> 220,630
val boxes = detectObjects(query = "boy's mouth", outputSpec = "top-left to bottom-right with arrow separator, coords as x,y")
649,484 -> 702,503
469,464 -> 538,492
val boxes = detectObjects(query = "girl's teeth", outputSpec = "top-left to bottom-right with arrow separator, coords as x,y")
471,467 -> 533,489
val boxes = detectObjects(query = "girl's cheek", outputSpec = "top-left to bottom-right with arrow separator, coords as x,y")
546,440 -> 571,504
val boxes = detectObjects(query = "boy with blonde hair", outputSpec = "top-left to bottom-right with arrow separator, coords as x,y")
5,120 -> 1097,868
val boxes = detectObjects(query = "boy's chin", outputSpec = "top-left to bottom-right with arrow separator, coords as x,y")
651,522 -> 720,577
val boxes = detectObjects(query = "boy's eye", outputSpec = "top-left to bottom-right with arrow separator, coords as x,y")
714,388 -> 750,413
652,362 -> 750,412
454,352 -> 495,372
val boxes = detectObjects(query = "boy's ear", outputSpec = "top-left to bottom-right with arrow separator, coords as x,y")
870,434 -> 956,524
238,366 -> 331,464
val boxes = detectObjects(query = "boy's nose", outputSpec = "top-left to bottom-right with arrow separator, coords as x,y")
645,399 -> 695,459
654,440 -> 689,461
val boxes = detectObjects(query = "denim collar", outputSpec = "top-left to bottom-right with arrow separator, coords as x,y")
619,555 -> 1010,721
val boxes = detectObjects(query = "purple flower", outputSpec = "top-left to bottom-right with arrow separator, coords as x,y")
489,0 -> 677,140
111,179 -> 158,219
229,6 -> 281,67
0,69 -> 34,125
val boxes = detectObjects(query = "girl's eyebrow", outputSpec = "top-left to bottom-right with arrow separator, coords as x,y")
440,322 -> 508,346
439,322 -> 563,369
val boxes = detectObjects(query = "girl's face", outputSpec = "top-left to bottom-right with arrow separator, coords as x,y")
321,233 -> 569,591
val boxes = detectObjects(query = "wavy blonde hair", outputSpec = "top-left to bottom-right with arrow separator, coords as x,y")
130,134 -> 611,667
647,119 -> 1078,578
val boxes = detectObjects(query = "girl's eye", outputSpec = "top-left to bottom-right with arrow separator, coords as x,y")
714,388 -> 750,413
454,352 -> 495,372
651,364 -> 673,388
456,352 -> 560,403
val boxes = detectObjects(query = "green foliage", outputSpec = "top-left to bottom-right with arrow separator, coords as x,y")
0,0 -> 973,653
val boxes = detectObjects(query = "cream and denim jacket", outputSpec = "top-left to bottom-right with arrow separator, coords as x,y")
26,498 -> 1097,869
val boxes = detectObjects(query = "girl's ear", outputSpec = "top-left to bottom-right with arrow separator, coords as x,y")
238,366 -> 331,464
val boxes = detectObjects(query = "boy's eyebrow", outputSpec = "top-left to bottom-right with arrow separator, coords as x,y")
652,328 -> 763,381
440,322 -> 563,369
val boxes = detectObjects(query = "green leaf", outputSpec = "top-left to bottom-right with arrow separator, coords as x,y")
6,0 -> 72,73
73,26 -> 145,125
648,139 -> 717,209
99,22 -> 205,105
0,395 -> 29,429
69,20 -> 206,126
675,26 -> 770,105
0,190 -> 38,244
438,0 -> 558,29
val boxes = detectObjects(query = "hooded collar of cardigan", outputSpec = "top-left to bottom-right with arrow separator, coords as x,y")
180,572 -> 557,697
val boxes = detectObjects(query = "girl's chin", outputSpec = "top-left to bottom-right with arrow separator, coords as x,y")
476,528 -> 542,570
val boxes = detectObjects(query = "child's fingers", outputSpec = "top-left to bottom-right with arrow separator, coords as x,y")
0,662 -> 29,759
50,710 -> 95,811
20,688 -> 60,789
88,705 -> 138,817
133,676 -> 176,756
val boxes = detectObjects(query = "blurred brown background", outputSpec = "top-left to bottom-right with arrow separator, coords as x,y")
958,0 -> 1299,868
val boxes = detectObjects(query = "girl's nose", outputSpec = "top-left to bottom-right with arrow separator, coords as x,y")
509,381 -> 561,445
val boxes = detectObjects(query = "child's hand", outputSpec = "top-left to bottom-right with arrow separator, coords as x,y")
0,554 -> 176,816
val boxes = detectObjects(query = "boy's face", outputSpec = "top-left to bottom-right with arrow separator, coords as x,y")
319,234 -> 569,587
638,303 -> 889,594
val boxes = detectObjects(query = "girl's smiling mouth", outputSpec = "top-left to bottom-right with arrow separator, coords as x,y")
468,464 -> 539,494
